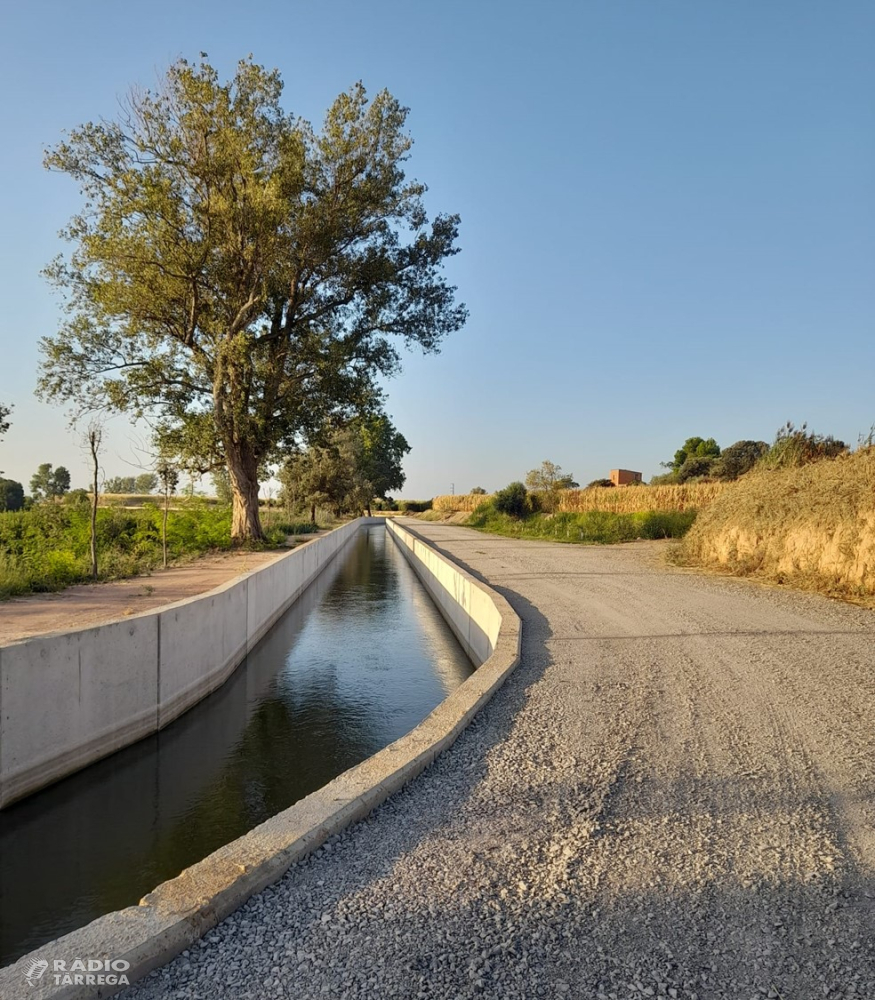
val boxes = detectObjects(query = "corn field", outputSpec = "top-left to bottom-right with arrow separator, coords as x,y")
433,482 -> 726,515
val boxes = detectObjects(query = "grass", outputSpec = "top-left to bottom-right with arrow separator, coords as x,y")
678,447 -> 875,602
434,482 -> 724,515
466,504 -> 697,544
0,502 -> 319,600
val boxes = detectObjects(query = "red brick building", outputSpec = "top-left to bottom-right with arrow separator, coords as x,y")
610,469 -> 643,486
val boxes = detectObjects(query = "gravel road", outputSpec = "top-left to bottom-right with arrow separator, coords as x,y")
125,521 -> 875,1000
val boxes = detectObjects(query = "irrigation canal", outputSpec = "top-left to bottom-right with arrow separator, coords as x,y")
0,524 -> 473,966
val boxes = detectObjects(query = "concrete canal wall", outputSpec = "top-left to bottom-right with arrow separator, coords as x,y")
0,516 -> 522,999
0,518 -> 377,809
385,516 -> 500,665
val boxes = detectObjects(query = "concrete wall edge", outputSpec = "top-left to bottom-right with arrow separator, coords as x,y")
0,518 -> 522,998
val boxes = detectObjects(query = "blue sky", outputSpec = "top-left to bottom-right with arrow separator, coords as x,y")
1,1 -> 872,496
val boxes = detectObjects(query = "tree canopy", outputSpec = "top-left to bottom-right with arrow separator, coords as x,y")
0,403 -> 10,439
0,479 -> 24,512
29,463 -> 71,501
277,413 -> 408,520
103,473 -> 159,494
525,460 -> 578,511
39,57 -> 466,540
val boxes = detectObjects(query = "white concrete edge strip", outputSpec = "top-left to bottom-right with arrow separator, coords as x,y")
0,518 -> 522,1000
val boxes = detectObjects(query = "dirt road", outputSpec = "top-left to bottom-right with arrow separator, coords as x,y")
127,521 -> 875,999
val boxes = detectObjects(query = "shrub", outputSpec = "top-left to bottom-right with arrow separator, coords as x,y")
397,499 -> 433,513
676,456 -> 717,482
586,478 -> 615,489
712,440 -> 769,480
492,481 -> 531,519
758,422 -> 847,470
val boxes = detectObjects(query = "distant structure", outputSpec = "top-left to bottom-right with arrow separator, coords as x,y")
610,469 -> 643,486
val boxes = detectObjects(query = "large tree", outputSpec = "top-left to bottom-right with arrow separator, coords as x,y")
39,57 -> 466,541
358,414 -> 409,506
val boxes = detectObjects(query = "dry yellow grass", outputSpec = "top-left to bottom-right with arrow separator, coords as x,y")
679,448 -> 875,601
433,482 -> 725,515
558,483 -> 725,513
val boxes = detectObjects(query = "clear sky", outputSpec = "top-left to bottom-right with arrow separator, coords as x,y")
1,1 -> 873,497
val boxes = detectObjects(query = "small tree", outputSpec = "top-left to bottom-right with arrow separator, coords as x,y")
30,463 -> 71,501
103,475 -> 134,494
134,473 -> 158,494
525,460 -> 578,512
0,479 -> 24,512
0,402 -> 10,476
586,478 -> 614,489
84,423 -> 103,579
156,460 -> 179,569
470,486 -> 487,495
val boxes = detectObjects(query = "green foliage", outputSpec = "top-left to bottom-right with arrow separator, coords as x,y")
396,499 -> 432,513
103,473 -> 159,494
212,468 -> 233,504
711,440 -> 769,480
358,415 -> 410,500
467,507 -> 697,544
470,486 -> 487,495
0,502 -> 240,598
586,478 -> 615,489
491,481 -> 532,519
40,56 -> 466,541
525,461 -> 578,512
676,455 -> 717,483
29,463 -> 71,500
0,479 -> 25,512
0,402 -> 10,439
668,437 -> 721,472
758,422 -> 847,470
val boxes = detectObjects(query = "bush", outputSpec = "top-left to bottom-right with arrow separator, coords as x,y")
586,478 -> 614,489
676,455 -> 717,482
492,481 -> 531,519
712,440 -> 769,480
0,479 -> 24,512
758,422 -> 847,470
397,499 -> 433,513
0,501 -> 272,598
467,506 -> 697,544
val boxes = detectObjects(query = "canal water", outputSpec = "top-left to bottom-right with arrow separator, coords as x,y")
0,525 -> 474,966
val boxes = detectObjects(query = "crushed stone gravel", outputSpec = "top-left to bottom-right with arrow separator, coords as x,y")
123,522 -> 875,1000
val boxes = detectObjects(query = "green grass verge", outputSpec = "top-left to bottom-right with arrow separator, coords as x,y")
0,503 -> 319,600
466,505 -> 697,544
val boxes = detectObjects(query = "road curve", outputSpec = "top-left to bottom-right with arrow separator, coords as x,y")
125,521 -> 875,1000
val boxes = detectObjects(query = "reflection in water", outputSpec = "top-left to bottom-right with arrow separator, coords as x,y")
0,526 -> 472,966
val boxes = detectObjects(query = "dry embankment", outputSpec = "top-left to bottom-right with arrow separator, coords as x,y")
433,482 -> 725,515
680,447 -> 875,601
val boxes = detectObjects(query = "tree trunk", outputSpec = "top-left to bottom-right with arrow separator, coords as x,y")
310,503 -> 316,525
162,489 -> 169,569
226,445 -> 265,543
89,432 -> 100,580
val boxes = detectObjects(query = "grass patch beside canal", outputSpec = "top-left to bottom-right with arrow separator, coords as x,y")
466,504 -> 697,544
0,502 -> 318,599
